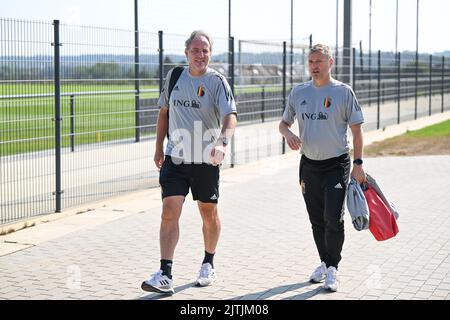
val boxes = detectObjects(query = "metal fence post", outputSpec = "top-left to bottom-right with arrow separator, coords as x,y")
352,47 -> 356,90
415,50 -> 418,120
397,52 -> 401,124
368,50 -> 372,106
442,56 -> 445,113
429,54 -> 432,116
344,1 -> 351,87
282,41 -> 287,155
158,31 -> 163,93
377,50 -> 381,130
70,95 -> 75,152
261,86 -> 265,123
134,3 -> 140,143
53,20 -> 62,213
228,36 -> 235,168
359,41 -> 364,74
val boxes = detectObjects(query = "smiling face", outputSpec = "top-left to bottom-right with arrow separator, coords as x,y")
185,36 -> 211,77
308,51 -> 334,86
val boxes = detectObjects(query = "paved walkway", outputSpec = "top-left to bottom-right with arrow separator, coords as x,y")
1,113 -> 450,300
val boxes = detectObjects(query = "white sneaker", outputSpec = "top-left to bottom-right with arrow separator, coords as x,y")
323,266 -> 339,292
196,263 -> 217,287
141,270 -> 174,294
309,262 -> 327,283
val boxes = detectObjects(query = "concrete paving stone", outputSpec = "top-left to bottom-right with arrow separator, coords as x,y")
428,273 -> 446,280
346,290 -> 369,299
439,264 -> 450,273
101,293 -> 132,300
420,285 -> 438,292
378,294 -> 398,300
411,274 -> 430,281
440,277 -> 450,285
237,294 -> 263,300
0,291 -> 25,299
307,292 -> 342,300
364,289 -> 385,296
424,266 -> 443,275
401,286 -> 421,294
413,291 -> 433,299
67,292 -> 97,300
0,285 -> 21,295
436,283 -> 450,291
390,276 -> 411,288
395,293 -> 415,300
431,290 -> 449,298
425,278 -> 442,286
288,293 -> 317,300
408,280 -> 426,287
361,295 -> 379,300
13,295 -> 35,300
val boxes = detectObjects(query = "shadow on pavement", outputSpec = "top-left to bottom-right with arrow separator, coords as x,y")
138,281 -> 198,300
230,281 -> 322,300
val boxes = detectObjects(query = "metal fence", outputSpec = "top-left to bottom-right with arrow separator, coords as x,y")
1,17 -> 450,225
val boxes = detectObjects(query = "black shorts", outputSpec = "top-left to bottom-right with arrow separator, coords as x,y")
159,156 -> 220,203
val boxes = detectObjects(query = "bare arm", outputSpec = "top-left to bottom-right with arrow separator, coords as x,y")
210,113 -> 237,166
279,120 -> 302,150
350,123 -> 366,183
154,106 -> 169,169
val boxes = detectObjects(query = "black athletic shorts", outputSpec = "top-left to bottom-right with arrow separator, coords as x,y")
159,156 -> 220,203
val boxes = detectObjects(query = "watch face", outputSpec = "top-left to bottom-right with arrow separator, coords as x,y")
221,137 -> 228,146
354,159 -> 363,165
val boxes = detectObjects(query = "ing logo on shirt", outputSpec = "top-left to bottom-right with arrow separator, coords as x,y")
324,97 -> 332,108
197,85 -> 205,97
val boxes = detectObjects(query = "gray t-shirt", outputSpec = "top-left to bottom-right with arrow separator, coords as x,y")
158,67 -> 237,163
282,78 -> 364,160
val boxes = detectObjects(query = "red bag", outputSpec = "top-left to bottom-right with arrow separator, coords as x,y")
364,185 -> 399,241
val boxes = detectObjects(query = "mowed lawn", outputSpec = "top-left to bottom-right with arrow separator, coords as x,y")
1,82 -> 285,156
0,83 -> 160,156
405,119 -> 450,137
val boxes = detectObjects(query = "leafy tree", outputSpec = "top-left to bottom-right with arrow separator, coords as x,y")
89,62 -> 121,79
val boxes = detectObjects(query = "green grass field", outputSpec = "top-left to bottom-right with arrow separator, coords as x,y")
406,119 -> 450,137
1,83 -> 160,97
1,83 -> 283,156
0,83 -> 161,156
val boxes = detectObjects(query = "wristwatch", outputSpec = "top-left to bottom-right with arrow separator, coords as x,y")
353,158 -> 363,166
220,137 -> 229,146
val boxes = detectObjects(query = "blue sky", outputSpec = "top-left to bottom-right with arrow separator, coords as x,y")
1,0 -> 448,54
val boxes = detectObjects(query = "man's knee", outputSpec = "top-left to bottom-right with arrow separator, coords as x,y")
162,196 -> 184,221
198,202 -> 219,222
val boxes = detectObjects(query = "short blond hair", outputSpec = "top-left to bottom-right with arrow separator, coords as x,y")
309,44 -> 332,59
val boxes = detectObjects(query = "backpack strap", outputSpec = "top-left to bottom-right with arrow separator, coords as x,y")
168,66 -> 184,100
165,66 -> 184,140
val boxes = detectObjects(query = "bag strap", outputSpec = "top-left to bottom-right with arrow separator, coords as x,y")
165,66 -> 184,140
168,66 -> 184,100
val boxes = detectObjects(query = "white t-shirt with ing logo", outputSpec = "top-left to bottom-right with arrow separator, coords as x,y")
282,78 -> 364,161
158,67 -> 237,163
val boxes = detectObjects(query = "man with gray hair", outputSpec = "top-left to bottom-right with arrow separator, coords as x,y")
141,30 -> 237,294
279,44 -> 366,292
